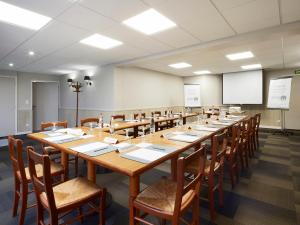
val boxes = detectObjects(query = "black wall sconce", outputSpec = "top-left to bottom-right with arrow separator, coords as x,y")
84,75 -> 92,85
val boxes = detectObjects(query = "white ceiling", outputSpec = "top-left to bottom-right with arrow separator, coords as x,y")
0,0 -> 300,76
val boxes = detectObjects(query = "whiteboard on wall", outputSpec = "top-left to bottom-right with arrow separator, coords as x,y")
267,77 -> 292,109
184,84 -> 201,107
223,70 -> 263,104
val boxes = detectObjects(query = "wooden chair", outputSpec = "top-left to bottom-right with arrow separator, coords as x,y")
132,146 -> 206,225
239,118 -> 251,169
111,114 -> 125,121
254,113 -> 261,149
41,121 -> 78,177
134,113 -> 149,135
151,111 -> 161,117
8,136 -> 64,225
80,117 -> 99,127
134,113 -> 146,120
248,116 -> 257,157
27,146 -> 106,225
201,131 -> 227,221
225,124 -> 241,189
151,111 -> 168,130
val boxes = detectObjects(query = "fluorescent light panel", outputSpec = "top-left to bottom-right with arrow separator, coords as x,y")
226,51 -> 254,61
193,70 -> 211,75
241,64 -> 262,70
80,34 -> 123,50
0,1 -> 51,30
168,62 -> 192,69
123,8 -> 176,35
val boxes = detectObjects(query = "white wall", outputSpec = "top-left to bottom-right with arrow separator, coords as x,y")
183,74 -> 222,106
0,70 -> 61,133
60,65 -> 115,111
114,67 -> 184,110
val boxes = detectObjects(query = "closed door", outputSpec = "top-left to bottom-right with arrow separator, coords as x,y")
0,76 -> 16,137
33,82 -> 59,131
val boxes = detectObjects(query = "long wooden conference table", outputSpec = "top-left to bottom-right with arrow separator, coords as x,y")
28,114 -> 245,225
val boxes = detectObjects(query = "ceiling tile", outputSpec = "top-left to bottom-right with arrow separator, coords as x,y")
280,0 -> 300,23
144,0 -> 235,41
0,23 -> 34,61
214,0 -> 280,33
79,0 -> 148,22
56,4 -> 117,32
5,0 -> 77,17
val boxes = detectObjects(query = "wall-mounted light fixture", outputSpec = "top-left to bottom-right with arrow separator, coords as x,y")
84,75 -> 92,85
67,78 -> 73,87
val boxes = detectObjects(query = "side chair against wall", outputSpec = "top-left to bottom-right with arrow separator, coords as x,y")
225,124 -> 241,189
254,113 -> 261,149
111,114 -> 127,136
80,117 -> 99,127
8,136 -> 64,225
41,121 -> 79,177
27,146 -> 106,225
239,118 -> 251,170
248,116 -> 257,157
132,146 -> 206,225
201,131 -> 227,221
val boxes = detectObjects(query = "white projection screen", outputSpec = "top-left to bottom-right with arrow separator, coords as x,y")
223,70 -> 263,104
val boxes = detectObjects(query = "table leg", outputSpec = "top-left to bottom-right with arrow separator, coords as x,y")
61,151 -> 69,181
171,156 -> 178,181
129,175 -> 140,225
183,117 -> 187,125
133,126 -> 138,138
155,122 -> 159,132
87,161 -> 96,183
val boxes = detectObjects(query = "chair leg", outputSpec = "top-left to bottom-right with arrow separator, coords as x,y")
75,156 -> 79,177
99,188 -> 106,225
36,202 -> 44,225
78,207 -> 83,223
218,169 -> 224,207
160,218 -> 167,225
239,150 -> 245,170
49,213 -> 59,225
192,198 -> 200,225
18,183 -> 28,225
208,178 -> 215,221
229,166 -> 235,189
12,178 -> 20,217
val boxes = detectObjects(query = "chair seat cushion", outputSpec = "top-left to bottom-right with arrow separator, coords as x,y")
134,178 -> 194,213
40,177 -> 101,209
23,162 -> 64,181
44,146 -> 61,155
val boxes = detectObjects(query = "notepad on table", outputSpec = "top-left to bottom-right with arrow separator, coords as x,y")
121,148 -> 167,164
168,134 -> 199,143
70,142 -> 117,156
43,134 -> 81,144
193,125 -> 219,132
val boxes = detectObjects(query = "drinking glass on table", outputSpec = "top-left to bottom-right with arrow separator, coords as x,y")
52,122 -> 57,131
110,117 -> 115,134
150,118 -> 155,134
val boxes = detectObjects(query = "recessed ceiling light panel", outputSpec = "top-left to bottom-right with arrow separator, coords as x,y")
0,1 -> 51,30
123,8 -> 176,35
80,34 -> 123,50
28,51 -> 35,56
193,70 -> 211,75
9,63 -> 14,67
241,64 -> 262,70
168,62 -> 192,69
226,51 -> 254,61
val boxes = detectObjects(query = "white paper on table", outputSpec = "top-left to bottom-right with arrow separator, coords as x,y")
172,131 -> 185,135
136,142 -> 152,148
70,142 -> 109,153
212,121 -> 231,125
122,148 -> 167,163
67,129 -> 84,136
170,134 -> 199,143
55,128 -> 71,133
114,143 -> 132,149
44,134 -> 76,142
81,135 -> 94,139
47,132 -> 64,137
193,126 -> 219,132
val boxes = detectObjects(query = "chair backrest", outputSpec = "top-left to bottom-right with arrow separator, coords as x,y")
8,136 -> 27,182
27,146 -> 57,213
255,113 -> 261,131
80,117 -> 99,126
111,114 -> 125,121
134,113 -> 146,119
151,111 -> 161,117
41,121 -> 68,131
240,118 -> 250,140
229,124 -> 241,158
209,131 -> 228,175
174,146 -> 206,214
